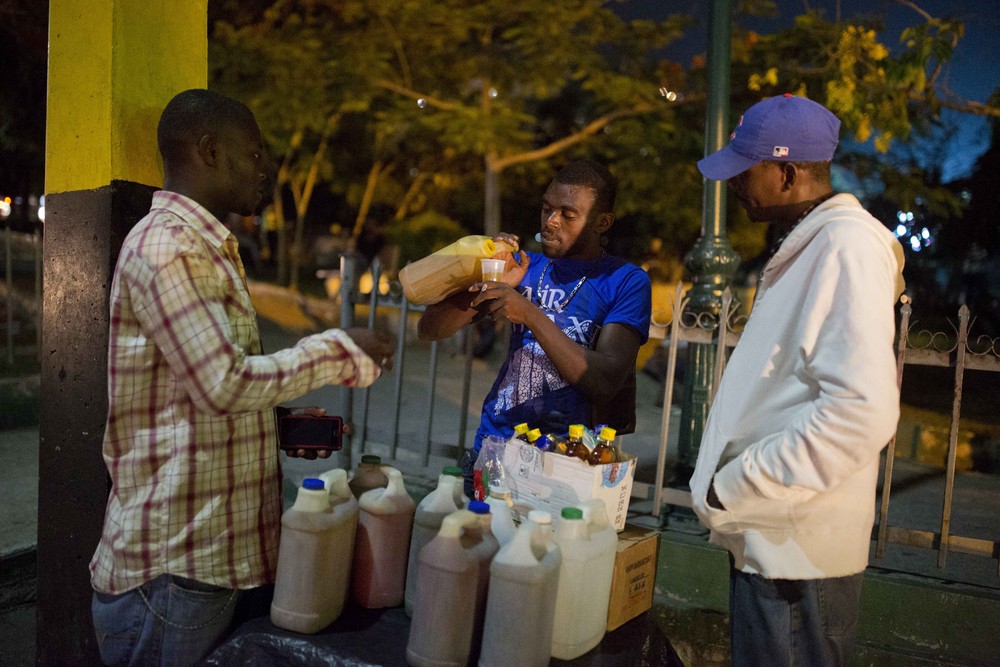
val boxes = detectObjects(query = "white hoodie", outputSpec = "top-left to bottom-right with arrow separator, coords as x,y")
690,193 -> 905,579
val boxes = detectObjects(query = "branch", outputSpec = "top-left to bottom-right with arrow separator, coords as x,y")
377,13 -> 413,89
374,79 -> 461,112
351,160 -> 397,242
895,0 -> 933,23
395,171 -> 431,221
297,117 -> 338,219
490,101 -> 672,171
923,91 -> 1000,119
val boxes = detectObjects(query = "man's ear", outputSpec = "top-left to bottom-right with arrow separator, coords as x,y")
597,212 -> 615,234
780,162 -> 797,191
196,133 -> 218,167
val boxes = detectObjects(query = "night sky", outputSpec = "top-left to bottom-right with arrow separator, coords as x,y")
625,0 -> 1000,181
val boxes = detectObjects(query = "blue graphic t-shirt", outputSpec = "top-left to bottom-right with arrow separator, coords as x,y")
474,250 -> 651,450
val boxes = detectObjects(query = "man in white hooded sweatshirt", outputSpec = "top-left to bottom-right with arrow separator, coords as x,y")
690,94 -> 905,666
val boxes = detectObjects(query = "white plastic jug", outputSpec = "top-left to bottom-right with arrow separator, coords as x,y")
406,510 -> 481,667
398,235 -> 516,305
442,464 -> 467,508
580,497 -> 618,556
405,471 -> 466,617
479,510 -> 561,667
465,500 -> 500,664
484,483 -> 516,546
270,474 -> 359,633
351,466 -> 416,608
551,505 -> 615,659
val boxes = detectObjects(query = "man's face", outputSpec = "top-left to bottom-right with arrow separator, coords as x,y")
218,121 -> 267,217
727,161 -> 787,222
538,181 -> 602,259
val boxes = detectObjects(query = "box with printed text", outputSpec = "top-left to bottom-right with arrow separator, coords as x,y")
607,525 -> 660,631
501,439 -> 636,531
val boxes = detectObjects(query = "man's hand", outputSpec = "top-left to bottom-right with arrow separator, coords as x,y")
470,282 -> 537,325
278,406 -> 332,460
707,477 -> 727,511
344,327 -> 396,370
491,233 -> 530,287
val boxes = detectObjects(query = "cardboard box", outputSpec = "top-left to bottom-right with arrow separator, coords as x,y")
501,440 -> 636,531
607,525 -> 659,631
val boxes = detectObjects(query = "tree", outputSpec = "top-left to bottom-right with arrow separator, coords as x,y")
211,2 -> 367,288
208,0 -> 1000,285
357,0 -> 692,236
212,0 -> 694,266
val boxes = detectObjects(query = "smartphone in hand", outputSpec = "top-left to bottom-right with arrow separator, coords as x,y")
278,415 -> 344,453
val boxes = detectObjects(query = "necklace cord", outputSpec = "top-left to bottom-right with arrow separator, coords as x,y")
535,250 -> 606,314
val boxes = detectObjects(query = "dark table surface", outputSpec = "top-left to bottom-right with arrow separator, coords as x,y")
206,602 -> 683,667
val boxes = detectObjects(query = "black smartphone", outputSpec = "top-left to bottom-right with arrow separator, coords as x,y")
278,415 -> 344,452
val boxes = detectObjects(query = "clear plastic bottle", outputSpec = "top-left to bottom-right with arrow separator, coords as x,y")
587,426 -> 619,465
270,475 -> 359,633
551,505 -> 615,659
484,483 -> 517,546
479,510 -> 561,667
565,424 -> 591,462
406,510 -> 481,667
405,470 -> 467,617
348,454 -> 388,498
351,466 -> 416,608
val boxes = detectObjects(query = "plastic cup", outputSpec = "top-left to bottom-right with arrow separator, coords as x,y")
481,258 -> 506,282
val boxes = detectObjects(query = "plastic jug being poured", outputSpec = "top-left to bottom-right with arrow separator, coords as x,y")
398,235 -> 516,305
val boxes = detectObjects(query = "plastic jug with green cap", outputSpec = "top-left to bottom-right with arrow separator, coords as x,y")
405,467 -> 467,617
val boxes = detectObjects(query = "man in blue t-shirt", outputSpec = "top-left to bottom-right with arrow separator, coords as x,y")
418,160 -> 652,497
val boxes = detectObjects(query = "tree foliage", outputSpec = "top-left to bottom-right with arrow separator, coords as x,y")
210,0 -> 694,282
207,0 -> 999,285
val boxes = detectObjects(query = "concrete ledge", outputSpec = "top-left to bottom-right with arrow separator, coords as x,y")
653,529 -> 1000,666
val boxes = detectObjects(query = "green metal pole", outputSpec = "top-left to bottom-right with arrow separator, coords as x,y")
673,0 -> 741,504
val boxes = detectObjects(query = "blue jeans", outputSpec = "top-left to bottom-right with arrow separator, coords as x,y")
729,563 -> 863,667
92,574 -> 238,666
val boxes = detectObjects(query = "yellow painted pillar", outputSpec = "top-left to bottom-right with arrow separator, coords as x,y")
41,2 -> 206,663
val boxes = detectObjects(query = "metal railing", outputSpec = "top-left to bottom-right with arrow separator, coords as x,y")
875,297 -> 1000,574
336,258 -> 999,577
334,252 -> 479,480
633,283 -> 999,577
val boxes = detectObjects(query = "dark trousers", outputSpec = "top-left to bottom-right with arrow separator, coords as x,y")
729,562 -> 863,667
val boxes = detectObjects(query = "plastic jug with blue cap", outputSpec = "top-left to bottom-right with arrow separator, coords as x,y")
270,474 -> 359,633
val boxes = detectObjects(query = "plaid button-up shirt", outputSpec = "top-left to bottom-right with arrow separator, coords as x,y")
90,191 -> 379,594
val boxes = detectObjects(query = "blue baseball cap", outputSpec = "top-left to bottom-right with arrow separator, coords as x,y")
697,94 -> 841,181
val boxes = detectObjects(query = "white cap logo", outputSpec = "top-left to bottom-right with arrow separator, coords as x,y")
773,146 -> 789,157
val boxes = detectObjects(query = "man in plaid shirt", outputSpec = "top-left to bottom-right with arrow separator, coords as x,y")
89,89 -> 396,666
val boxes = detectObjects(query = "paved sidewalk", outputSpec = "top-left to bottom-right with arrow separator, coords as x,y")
0,427 -> 38,558
3,287 -> 1000,666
